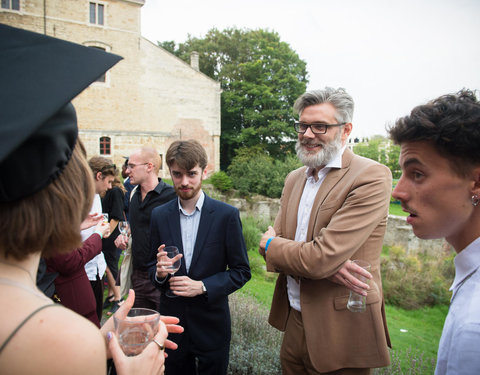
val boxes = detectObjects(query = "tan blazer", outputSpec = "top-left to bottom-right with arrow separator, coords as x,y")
266,148 -> 392,372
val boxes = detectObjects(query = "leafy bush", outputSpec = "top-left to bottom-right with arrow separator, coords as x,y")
241,216 -> 268,251
228,146 -> 301,198
228,292 -> 282,375
210,171 -> 234,192
381,246 -> 455,309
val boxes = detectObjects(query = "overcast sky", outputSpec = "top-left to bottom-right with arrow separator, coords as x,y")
141,0 -> 480,138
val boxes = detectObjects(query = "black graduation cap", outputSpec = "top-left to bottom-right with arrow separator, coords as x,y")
0,24 -> 122,202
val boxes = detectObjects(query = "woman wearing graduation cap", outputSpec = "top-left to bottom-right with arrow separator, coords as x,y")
0,25 -> 181,374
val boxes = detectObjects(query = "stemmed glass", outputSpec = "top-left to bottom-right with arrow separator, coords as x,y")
162,246 -> 181,298
118,221 -> 130,254
118,221 -> 130,237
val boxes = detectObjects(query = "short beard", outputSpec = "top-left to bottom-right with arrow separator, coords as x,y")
174,183 -> 202,201
295,130 -> 343,168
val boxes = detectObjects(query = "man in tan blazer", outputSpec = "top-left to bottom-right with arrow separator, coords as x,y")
259,87 -> 391,374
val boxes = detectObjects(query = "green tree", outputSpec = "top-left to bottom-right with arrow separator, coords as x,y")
160,28 -> 308,169
353,135 -> 401,179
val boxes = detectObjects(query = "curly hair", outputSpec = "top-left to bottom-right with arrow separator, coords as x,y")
388,89 -> 480,177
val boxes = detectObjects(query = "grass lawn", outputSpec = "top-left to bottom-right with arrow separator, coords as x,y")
384,304 -> 447,372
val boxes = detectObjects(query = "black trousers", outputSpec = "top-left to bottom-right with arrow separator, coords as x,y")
90,274 -> 104,321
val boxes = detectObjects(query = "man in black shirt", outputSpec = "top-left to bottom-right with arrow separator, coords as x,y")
115,146 -> 176,310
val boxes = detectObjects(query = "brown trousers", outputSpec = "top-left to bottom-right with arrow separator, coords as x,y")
280,308 -> 372,375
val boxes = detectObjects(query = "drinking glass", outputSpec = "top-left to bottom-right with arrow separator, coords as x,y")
162,246 -> 181,298
113,307 -> 160,356
118,221 -> 130,237
347,260 -> 371,312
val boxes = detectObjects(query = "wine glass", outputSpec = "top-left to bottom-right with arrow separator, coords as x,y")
117,221 -> 130,255
162,246 -> 181,298
118,221 -> 130,237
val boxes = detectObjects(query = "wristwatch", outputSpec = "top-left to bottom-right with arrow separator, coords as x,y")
201,282 -> 207,295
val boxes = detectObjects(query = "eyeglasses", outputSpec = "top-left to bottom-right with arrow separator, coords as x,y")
294,121 -> 346,134
126,162 -> 149,169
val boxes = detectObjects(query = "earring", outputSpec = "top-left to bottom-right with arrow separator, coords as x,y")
473,195 -> 480,207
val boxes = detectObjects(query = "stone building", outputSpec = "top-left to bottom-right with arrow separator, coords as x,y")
1,0 -> 221,177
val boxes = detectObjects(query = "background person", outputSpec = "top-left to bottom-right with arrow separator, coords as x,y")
102,176 -> 126,315
259,87 -> 391,374
150,140 -> 251,375
114,147 -> 177,311
46,215 -> 110,327
85,156 -> 116,321
389,89 -> 480,375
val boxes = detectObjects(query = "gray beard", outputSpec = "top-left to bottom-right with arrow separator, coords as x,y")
295,132 -> 343,168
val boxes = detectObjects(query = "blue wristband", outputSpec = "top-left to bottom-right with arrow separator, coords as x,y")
265,237 -> 274,253
94,230 -> 103,239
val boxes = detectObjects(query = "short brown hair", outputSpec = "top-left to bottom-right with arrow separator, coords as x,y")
88,156 -> 117,179
0,139 -> 94,260
166,140 -> 208,171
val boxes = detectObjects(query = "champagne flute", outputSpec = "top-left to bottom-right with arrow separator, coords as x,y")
162,246 -> 181,298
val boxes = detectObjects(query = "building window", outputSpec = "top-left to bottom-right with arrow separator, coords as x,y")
89,46 -> 106,82
159,154 -> 163,170
100,137 -> 111,155
1,0 -> 20,10
89,2 -> 104,25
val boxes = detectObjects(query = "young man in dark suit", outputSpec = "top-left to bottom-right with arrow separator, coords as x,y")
149,140 -> 251,375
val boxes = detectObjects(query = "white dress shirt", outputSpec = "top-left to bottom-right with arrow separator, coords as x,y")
84,194 -> 107,281
287,147 -> 345,311
178,191 -> 204,273
435,236 -> 480,375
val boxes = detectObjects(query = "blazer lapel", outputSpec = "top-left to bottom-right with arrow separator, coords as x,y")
307,148 -> 353,237
285,171 -> 307,240
166,200 -> 187,274
188,194 -> 214,274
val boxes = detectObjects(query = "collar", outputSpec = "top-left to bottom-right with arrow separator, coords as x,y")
137,178 -> 165,196
178,190 -> 205,216
305,145 -> 346,179
450,236 -> 480,292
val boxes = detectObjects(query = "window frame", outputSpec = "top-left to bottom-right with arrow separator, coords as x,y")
99,136 -> 111,156
1,0 -> 20,11
88,1 -> 106,27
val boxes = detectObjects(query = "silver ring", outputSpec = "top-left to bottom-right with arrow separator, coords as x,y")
152,339 -> 165,351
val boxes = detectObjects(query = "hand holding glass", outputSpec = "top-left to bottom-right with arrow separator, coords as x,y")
162,246 -> 181,297
347,260 -> 371,312
113,308 -> 160,356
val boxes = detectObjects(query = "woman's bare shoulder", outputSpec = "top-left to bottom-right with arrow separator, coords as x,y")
1,304 -> 107,375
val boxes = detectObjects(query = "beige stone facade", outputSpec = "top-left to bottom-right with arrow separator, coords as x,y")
1,0 -> 221,177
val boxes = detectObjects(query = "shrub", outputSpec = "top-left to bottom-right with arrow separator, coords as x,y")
228,292 -> 282,375
241,216 -> 267,251
228,146 -> 301,198
210,171 -> 233,192
381,246 -> 455,309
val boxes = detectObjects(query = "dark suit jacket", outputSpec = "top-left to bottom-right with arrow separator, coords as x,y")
149,194 -> 251,355
46,233 -> 102,327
